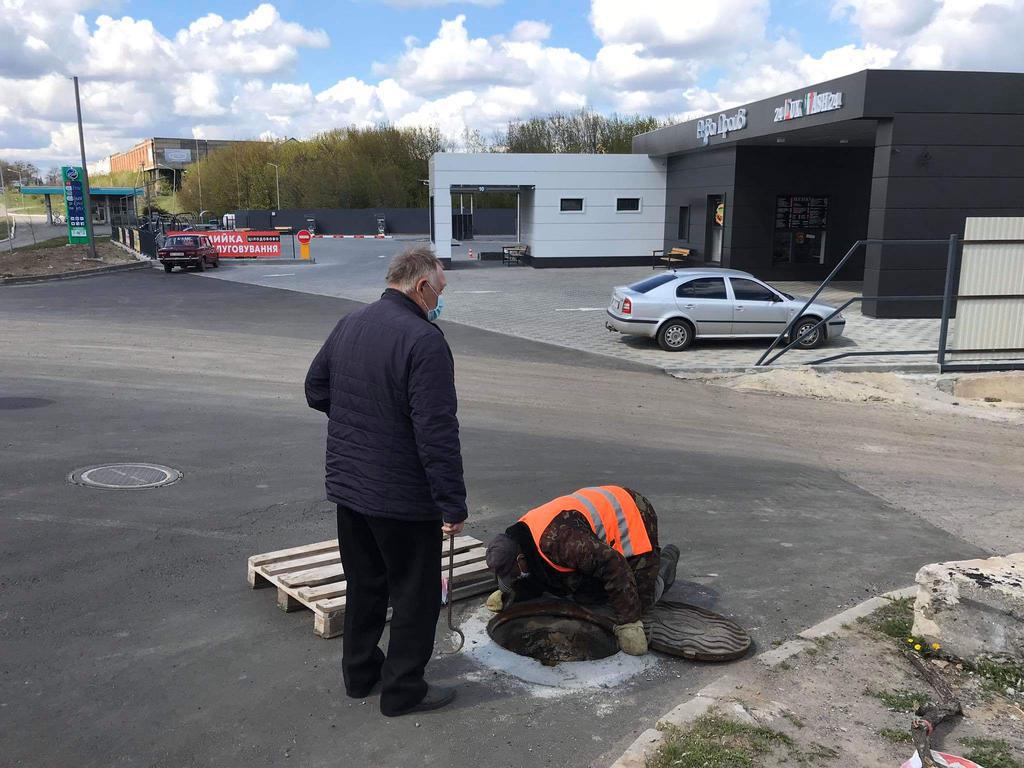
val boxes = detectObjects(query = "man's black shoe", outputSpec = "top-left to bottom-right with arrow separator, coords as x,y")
346,678 -> 380,699
382,685 -> 456,717
659,545 -> 680,591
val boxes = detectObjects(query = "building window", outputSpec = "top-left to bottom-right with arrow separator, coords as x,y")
678,206 -> 690,240
616,197 -> 641,212
560,197 -> 584,212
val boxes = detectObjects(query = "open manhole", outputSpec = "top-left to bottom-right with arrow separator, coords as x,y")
487,600 -> 618,666
69,463 -> 182,490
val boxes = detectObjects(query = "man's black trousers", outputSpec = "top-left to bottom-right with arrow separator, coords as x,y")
335,505 -> 442,716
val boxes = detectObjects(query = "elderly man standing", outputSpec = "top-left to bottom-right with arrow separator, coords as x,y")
304,246 -> 467,717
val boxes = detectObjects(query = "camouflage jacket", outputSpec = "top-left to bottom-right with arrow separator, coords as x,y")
504,488 -> 660,625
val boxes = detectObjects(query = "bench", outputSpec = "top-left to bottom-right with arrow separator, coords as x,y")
652,247 -> 693,269
502,244 -> 528,266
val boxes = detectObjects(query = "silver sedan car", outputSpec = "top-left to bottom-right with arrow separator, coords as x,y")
605,268 -> 845,352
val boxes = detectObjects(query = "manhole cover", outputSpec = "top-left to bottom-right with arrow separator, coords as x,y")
69,463 -> 182,490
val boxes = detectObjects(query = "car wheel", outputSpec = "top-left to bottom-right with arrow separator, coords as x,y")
196,256 -> 206,272
212,258 -> 219,268
657,319 -> 694,352
163,264 -> 173,273
793,317 -> 824,349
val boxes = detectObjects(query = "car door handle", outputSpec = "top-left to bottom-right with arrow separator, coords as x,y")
683,304 -> 695,309
735,305 -> 745,311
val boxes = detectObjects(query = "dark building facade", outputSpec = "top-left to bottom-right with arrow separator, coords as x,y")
633,70 -> 1024,317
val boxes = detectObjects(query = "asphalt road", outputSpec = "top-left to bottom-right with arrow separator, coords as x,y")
2,269 -> 1012,768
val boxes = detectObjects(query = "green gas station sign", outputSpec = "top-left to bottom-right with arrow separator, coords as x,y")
62,166 -> 90,244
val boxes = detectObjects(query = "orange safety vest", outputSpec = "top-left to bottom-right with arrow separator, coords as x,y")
519,486 -> 653,573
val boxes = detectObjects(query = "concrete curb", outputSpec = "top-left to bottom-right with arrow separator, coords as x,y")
607,586 -> 915,768
667,363 -> 941,376
215,258 -> 317,265
0,260 -> 150,286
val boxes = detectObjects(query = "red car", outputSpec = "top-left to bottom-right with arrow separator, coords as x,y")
158,234 -> 219,272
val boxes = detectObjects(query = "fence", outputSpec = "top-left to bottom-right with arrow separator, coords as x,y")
755,226 -> 1024,373
111,226 -> 158,258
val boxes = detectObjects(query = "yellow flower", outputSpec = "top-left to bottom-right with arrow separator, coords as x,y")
932,643 -> 941,650
906,638 -> 914,643
914,644 -> 922,651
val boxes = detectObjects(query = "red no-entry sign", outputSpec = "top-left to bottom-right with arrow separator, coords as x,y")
297,229 -> 311,245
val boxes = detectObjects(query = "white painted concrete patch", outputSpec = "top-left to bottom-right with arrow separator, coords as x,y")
454,607 -> 657,698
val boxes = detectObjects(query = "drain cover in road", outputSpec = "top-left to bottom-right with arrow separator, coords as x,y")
643,600 -> 752,662
69,463 -> 182,490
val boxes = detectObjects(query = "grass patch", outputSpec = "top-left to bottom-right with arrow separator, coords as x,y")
958,737 -> 1020,768
972,660 -> 1024,697
647,714 -> 793,768
865,688 -> 931,712
878,728 -> 913,744
795,742 -> 840,765
11,236 -> 67,251
862,597 -> 914,639
782,711 -> 805,729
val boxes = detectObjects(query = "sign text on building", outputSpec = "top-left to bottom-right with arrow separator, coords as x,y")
696,108 -> 747,145
773,90 -> 843,123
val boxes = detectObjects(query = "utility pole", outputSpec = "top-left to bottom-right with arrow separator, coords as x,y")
267,162 -> 280,210
0,164 -> 12,253
73,76 -> 99,260
194,137 -> 204,217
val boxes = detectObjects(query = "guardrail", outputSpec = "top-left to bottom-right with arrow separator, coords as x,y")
754,235 -> 1024,373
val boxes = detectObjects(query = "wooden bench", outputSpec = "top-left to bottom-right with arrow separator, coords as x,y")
652,247 -> 693,269
502,244 -> 528,266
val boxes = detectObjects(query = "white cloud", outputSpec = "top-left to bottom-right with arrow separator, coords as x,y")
509,20 -> 551,42
2,0 -> 1023,171
377,0 -> 502,6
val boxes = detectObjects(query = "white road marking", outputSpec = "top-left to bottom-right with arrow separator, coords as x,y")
262,273 -> 295,278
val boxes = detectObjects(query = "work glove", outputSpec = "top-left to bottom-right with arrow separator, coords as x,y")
485,589 -> 505,613
613,621 -> 648,656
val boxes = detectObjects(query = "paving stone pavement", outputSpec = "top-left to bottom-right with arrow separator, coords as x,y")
203,235 -> 945,372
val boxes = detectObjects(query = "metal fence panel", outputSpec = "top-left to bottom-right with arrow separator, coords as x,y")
950,217 -> 1024,361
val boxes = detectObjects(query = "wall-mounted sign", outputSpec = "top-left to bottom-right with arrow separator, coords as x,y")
773,90 -> 843,123
62,166 -> 89,244
164,148 -> 192,163
696,108 -> 747,145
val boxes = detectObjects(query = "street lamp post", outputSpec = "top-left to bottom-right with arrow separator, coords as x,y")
266,162 -> 280,210
73,76 -> 99,261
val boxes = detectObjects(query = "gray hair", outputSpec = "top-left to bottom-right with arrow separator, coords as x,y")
385,246 -> 442,291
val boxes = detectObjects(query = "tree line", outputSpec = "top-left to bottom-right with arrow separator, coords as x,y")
170,110 -> 665,217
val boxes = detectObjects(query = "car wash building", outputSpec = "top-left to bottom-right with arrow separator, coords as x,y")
633,69 -> 1024,317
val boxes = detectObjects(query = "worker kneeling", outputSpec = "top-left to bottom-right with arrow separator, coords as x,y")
485,486 -> 680,657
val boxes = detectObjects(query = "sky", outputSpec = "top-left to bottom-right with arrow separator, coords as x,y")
1,0 -> 1023,172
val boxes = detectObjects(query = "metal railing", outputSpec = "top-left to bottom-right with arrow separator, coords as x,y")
754,235 -> 1024,372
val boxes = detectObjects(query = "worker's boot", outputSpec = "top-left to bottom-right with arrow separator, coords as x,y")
658,545 -> 680,592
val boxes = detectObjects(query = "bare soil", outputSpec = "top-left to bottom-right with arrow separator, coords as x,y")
667,619 -> 1024,767
0,237 -> 138,279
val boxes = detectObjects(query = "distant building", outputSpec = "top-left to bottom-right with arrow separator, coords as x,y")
108,137 -> 250,190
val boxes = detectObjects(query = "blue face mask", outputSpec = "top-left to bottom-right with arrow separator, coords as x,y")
425,283 -> 445,322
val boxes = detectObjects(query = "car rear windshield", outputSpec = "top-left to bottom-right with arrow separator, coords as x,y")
627,274 -> 677,294
166,236 -> 199,247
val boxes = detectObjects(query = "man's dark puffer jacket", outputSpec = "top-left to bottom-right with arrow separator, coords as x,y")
304,288 -> 467,524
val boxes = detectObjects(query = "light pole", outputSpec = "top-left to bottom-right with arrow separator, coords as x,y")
73,75 -> 99,260
266,162 -> 280,210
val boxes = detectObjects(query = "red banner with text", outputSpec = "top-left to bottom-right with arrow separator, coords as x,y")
167,230 -> 283,259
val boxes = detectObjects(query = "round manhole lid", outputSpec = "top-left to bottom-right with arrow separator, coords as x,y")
69,463 -> 182,490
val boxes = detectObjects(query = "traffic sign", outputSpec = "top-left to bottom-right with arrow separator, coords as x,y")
297,229 -> 311,244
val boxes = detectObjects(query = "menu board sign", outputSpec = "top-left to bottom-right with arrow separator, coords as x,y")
775,196 -> 829,230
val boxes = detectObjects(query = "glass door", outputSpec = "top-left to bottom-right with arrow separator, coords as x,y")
706,195 -> 724,263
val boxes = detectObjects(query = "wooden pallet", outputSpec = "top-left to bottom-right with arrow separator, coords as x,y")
248,536 -> 495,638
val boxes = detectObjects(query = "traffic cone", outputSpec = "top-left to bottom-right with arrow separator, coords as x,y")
468,248 -> 475,260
